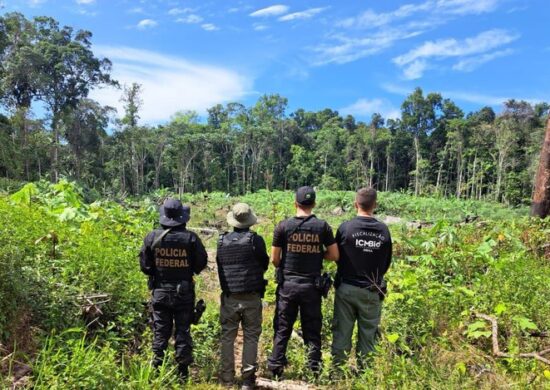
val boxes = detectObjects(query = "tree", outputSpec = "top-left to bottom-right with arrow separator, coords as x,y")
401,88 -> 442,195
0,13 -> 41,179
33,16 -> 114,182
62,98 -> 113,181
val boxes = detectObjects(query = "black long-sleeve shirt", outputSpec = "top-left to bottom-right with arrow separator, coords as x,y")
335,216 -> 392,287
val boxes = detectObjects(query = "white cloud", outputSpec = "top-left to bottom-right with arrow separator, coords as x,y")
76,0 -> 95,4
28,0 -> 46,7
436,0 -> 499,15
168,7 -> 193,15
253,23 -> 269,31
176,14 -> 203,24
338,3 -> 432,29
452,48 -> 514,71
393,29 -> 519,78
402,60 -> 429,80
128,7 -> 144,14
91,46 -> 253,123
137,19 -> 158,29
339,0 -> 501,29
340,98 -> 400,120
313,28 -> 424,66
250,5 -> 289,17
278,7 -> 328,21
201,23 -> 219,31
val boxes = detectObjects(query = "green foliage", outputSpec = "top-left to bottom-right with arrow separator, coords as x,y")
0,182 -> 548,388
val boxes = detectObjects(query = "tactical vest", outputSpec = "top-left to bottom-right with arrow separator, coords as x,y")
152,228 -> 194,282
282,217 -> 326,278
217,231 -> 264,294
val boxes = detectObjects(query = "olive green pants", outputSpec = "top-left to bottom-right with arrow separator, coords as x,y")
331,283 -> 382,368
220,292 -> 262,383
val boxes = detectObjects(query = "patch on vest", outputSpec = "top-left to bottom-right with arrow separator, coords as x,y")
287,232 -> 321,254
155,247 -> 189,268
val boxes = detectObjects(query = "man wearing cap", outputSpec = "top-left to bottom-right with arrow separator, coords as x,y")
139,198 -> 208,381
331,187 -> 392,370
267,186 -> 339,378
216,203 -> 269,390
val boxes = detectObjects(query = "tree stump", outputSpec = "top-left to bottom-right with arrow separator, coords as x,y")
531,118 -> 550,218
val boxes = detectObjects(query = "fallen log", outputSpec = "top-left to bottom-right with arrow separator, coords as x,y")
256,378 -> 313,390
475,313 -> 550,365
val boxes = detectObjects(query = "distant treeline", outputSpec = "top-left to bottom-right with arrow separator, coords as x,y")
1,12 -> 548,205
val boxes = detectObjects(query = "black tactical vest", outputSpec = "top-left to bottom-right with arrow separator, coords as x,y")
217,231 -> 264,294
282,217 -> 326,278
152,228 -> 194,282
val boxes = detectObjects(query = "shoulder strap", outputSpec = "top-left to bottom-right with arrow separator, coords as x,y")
152,228 -> 172,249
287,215 -> 315,238
218,232 -> 228,247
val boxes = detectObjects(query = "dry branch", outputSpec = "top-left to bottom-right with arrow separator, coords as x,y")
475,313 -> 550,365
188,227 -> 219,235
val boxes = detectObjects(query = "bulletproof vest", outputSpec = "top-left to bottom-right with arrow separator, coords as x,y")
217,231 -> 264,294
282,217 -> 326,278
152,228 -> 195,282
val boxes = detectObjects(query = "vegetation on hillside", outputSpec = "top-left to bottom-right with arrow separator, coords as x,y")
0,181 -> 548,388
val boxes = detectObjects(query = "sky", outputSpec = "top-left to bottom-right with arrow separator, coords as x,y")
3,0 -> 550,124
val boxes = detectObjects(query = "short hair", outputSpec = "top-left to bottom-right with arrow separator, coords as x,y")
296,200 -> 315,211
356,187 -> 377,211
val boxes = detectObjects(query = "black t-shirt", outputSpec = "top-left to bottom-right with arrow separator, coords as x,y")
336,216 -> 392,287
272,216 -> 335,248
272,215 -> 335,277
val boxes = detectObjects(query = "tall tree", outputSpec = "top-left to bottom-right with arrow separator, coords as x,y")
401,88 -> 442,195
33,16 -> 114,182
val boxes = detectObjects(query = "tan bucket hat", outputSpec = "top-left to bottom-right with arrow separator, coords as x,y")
226,203 -> 258,228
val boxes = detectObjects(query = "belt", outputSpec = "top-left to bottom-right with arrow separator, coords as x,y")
342,280 -> 378,291
285,275 -> 317,284
154,281 -> 181,289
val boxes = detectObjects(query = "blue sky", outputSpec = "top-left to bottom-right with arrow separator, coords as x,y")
3,0 -> 549,123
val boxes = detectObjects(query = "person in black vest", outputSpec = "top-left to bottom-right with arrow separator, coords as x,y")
139,198 -> 208,381
331,187 -> 392,370
267,186 -> 339,378
216,203 -> 269,390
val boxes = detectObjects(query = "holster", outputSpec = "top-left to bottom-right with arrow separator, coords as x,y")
314,272 -> 333,298
192,299 -> 206,324
176,280 -> 192,297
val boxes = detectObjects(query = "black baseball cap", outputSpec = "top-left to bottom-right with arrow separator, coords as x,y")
295,186 -> 316,206
159,198 -> 190,227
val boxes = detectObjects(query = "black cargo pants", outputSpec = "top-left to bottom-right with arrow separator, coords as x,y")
267,279 -> 323,372
151,286 -> 194,367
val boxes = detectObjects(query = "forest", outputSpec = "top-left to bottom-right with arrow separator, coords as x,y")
1,11 -> 550,390
1,12 -> 548,205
